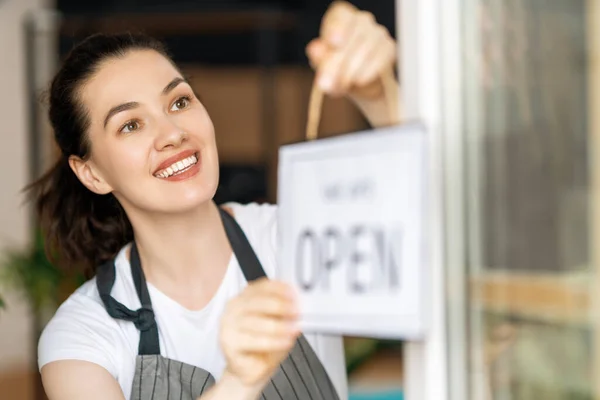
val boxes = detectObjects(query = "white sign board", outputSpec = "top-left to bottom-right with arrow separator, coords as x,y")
276,122 -> 429,339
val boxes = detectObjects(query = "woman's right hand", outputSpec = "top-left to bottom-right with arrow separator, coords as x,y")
219,277 -> 301,388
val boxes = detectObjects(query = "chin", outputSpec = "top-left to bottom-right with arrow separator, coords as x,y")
168,181 -> 218,211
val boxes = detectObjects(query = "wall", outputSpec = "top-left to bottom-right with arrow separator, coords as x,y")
0,0 -> 51,383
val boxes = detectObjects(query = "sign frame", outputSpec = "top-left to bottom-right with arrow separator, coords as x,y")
276,122 -> 430,340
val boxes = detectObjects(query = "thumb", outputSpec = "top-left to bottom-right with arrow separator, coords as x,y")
306,38 -> 329,70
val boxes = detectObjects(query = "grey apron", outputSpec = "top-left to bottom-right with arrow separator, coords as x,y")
96,208 -> 341,400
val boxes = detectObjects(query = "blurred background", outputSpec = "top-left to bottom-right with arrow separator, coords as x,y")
1,0 -> 600,399
0,0 -> 401,399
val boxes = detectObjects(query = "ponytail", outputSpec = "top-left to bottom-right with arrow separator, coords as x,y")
28,156 -> 132,276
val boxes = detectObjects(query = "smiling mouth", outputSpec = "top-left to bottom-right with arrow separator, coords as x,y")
154,152 -> 199,178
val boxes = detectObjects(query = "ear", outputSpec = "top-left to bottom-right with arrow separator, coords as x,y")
68,155 -> 113,195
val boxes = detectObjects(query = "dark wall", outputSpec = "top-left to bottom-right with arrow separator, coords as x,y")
57,0 -> 396,65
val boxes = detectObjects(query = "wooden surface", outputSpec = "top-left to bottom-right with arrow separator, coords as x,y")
0,368 -> 37,400
470,271 -> 592,326
348,347 -> 403,391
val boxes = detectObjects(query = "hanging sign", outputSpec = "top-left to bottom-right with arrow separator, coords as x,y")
276,122 -> 429,339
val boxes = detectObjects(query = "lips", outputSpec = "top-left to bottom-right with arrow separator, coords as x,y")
153,149 -> 198,175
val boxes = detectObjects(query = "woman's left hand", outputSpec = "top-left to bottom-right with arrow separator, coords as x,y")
306,1 -> 397,100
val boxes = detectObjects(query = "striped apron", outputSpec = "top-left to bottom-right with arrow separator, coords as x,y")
96,208 -> 341,400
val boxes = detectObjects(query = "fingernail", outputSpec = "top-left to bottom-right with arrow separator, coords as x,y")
319,74 -> 334,91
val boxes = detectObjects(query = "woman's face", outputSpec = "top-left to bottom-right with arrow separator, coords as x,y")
74,49 -> 219,215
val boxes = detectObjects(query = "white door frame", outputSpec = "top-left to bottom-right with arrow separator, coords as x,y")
396,0 -> 468,399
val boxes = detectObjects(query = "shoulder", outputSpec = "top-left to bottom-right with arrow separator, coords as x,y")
38,268 -> 130,377
225,201 -> 278,228
224,202 -> 278,277
224,202 -> 278,245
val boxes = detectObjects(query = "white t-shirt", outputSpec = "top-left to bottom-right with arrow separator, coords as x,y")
38,202 -> 348,400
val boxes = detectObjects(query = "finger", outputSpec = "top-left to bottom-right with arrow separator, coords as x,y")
305,38 -> 329,69
239,315 -> 301,337
239,292 -> 299,318
244,278 -> 296,301
339,35 -> 378,91
354,37 -> 396,86
320,1 -> 357,48
337,12 -> 377,91
234,331 -> 297,353
317,51 -> 345,95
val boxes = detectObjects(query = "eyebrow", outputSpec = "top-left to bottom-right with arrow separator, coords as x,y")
162,77 -> 187,95
102,77 -> 189,128
103,102 -> 139,128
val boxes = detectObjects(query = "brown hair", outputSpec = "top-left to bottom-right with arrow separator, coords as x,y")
28,32 -> 172,276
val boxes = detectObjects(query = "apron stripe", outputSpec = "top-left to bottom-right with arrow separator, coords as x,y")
271,378 -> 284,400
139,356 -> 144,400
199,374 -> 210,395
261,380 -> 278,399
179,363 -> 184,400
280,365 -> 300,400
151,356 -> 159,399
166,359 -> 171,400
324,368 -> 337,398
289,343 -> 324,399
297,339 -> 333,399
189,367 -> 196,398
288,352 -> 315,400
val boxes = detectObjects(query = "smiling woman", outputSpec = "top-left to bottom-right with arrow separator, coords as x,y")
26,2 -> 399,400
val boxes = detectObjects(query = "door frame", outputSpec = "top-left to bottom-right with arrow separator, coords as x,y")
396,0 -> 468,399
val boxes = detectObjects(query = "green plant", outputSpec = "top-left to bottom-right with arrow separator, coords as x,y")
0,230 -> 83,314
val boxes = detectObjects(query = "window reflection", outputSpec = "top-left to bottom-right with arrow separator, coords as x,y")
464,0 -> 592,398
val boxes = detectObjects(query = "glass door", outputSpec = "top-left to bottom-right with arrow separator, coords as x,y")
460,0 -> 599,398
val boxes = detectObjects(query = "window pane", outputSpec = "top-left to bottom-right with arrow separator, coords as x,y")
462,0 -> 595,398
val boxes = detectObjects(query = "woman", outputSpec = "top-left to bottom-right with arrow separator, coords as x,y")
34,2 -> 399,399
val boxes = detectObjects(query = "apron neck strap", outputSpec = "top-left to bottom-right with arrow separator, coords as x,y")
96,243 -> 160,355
96,205 -> 268,356
218,207 -> 268,282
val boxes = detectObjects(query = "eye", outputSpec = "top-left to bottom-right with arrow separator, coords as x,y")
119,120 -> 141,134
170,95 -> 191,112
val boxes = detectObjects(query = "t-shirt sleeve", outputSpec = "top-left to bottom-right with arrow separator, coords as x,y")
38,291 -> 123,378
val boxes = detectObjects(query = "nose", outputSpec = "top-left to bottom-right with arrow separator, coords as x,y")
154,116 -> 187,151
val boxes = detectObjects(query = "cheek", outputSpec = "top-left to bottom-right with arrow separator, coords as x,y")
96,141 -> 150,185
186,105 -> 216,142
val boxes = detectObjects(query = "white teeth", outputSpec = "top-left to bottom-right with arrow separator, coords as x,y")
155,154 -> 198,178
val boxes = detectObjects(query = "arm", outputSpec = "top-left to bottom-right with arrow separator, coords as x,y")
348,74 -> 400,128
41,361 -> 126,400
42,361 -> 265,400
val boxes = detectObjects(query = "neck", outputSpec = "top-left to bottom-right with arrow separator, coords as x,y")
126,200 -> 232,286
